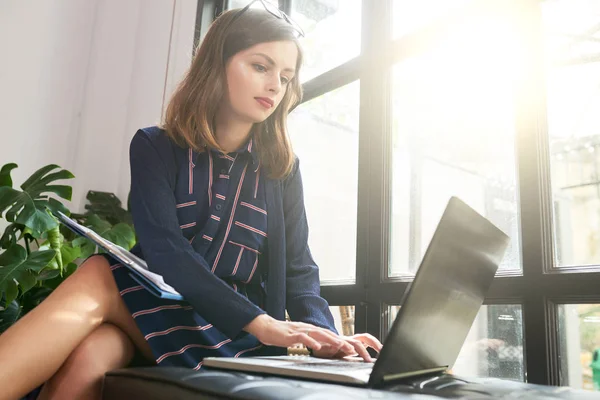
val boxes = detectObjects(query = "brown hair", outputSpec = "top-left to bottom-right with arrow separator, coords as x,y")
162,8 -> 303,179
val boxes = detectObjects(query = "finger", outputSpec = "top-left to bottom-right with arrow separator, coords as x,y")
352,333 -> 383,352
305,329 -> 346,349
347,339 -> 372,362
313,342 -> 344,358
292,323 -> 341,342
291,333 -> 322,351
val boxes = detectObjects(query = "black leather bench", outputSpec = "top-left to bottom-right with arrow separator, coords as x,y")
102,367 -> 599,399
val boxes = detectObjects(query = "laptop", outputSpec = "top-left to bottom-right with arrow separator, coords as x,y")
203,197 -> 510,386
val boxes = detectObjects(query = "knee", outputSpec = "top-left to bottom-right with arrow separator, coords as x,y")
71,255 -> 120,311
66,324 -> 135,376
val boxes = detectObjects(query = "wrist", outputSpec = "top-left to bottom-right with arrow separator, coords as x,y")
243,313 -> 272,337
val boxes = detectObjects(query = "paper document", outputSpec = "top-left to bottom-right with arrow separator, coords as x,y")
55,211 -> 184,300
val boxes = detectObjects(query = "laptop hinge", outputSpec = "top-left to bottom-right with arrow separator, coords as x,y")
382,366 -> 448,383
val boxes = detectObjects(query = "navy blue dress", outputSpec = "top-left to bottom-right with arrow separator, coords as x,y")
104,132 -> 274,369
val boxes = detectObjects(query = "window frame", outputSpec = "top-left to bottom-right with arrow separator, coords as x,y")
195,0 -> 600,386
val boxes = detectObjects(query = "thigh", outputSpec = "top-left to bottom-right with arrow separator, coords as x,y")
64,323 -> 135,373
38,323 -> 136,400
78,255 -> 155,363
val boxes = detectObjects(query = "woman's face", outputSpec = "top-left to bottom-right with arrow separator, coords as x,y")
222,40 -> 298,124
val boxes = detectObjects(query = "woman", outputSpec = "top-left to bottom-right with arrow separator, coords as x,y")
0,3 -> 382,399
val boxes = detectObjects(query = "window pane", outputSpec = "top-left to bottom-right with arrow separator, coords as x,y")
393,0 -> 474,39
329,305 -> 355,336
228,0 -> 278,10
558,304 -> 600,391
288,81 -> 360,283
291,0 -> 361,82
390,11 -> 522,276
388,304 -> 525,381
543,1 -> 600,268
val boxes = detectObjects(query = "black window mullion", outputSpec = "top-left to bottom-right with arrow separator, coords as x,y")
194,0 -> 225,53
513,0 -> 555,386
358,0 -> 392,341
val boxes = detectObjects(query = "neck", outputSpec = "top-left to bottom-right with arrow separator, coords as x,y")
214,109 -> 253,153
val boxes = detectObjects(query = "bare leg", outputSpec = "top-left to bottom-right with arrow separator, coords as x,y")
37,323 -> 137,400
0,255 -> 154,400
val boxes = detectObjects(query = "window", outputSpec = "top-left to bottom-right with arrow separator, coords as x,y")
201,0 -> 600,389
287,81 -> 360,283
390,8 -> 522,276
558,304 -> 600,391
392,0 -> 474,39
291,0 -> 361,82
543,0 -> 600,268
388,304 -> 524,380
330,305 -> 355,336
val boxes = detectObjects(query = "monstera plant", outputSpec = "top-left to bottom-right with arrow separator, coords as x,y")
0,163 -> 136,334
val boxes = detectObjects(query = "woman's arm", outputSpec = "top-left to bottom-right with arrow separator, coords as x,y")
128,129 -> 264,339
283,158 -> 338,333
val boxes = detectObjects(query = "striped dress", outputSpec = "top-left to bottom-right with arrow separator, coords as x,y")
101,132 -> 273,369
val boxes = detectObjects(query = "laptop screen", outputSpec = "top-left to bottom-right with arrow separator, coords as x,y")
370,197 -> 510,385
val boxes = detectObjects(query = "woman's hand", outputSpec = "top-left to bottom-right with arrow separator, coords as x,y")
244,315 -> 355,354
312,333 -> 383,362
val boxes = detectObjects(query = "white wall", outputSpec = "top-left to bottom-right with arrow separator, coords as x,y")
0,0 -> 197,215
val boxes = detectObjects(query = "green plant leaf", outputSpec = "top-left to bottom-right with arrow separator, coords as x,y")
0,246 -> 56,302
20,165 -> 73,195
81,191 -> 132,226
37,269 -> 60,281
73,237 -> 96,259
0,163 -> 17,188
0,164 -> 74,236
104,222 -> 136,250
4,280 -> 18,305
45,198 -> 71,218
0,224 -> 21,249
0,299 -> 21,334
83,214 -> 112,234
14,206 -> 57,236
60,243 -> 81,266
64,262 -> 78,279
16,270 -> 36,294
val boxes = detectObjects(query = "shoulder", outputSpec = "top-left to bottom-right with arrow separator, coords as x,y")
129,126 -> 183,179
131,126 -> 174,150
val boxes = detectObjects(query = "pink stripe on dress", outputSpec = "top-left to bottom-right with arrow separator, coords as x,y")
145,324 -> 213,340
254,167 -> 260,197
176,201 -> 196,208
156,339 -> 231,364
211,164 -> 248,272
231,247 -> 244,276
193,361 -> 204,370
188,148 -> 194,195
229,241 -> 260,254
208,151 -> 213,206
235,221 -> 267,237
120,285 -> 144,295
240,201 -> 266,214
180,222 -> 196,229
132,305 -> 193,319
235,344 -> 263,358
244,256 -> 259,284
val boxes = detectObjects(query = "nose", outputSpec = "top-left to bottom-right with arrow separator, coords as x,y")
267,74 -> 282,96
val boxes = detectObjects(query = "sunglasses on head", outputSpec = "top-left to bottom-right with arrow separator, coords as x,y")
235,0 -> 305,38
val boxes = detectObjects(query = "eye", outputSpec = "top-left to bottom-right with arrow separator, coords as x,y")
253,64 -> 267,73
280,76 -> 290,85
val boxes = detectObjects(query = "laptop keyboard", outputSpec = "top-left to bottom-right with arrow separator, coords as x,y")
291,361 -> 374,370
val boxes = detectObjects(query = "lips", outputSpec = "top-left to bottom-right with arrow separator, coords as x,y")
255,97 -> 274,108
